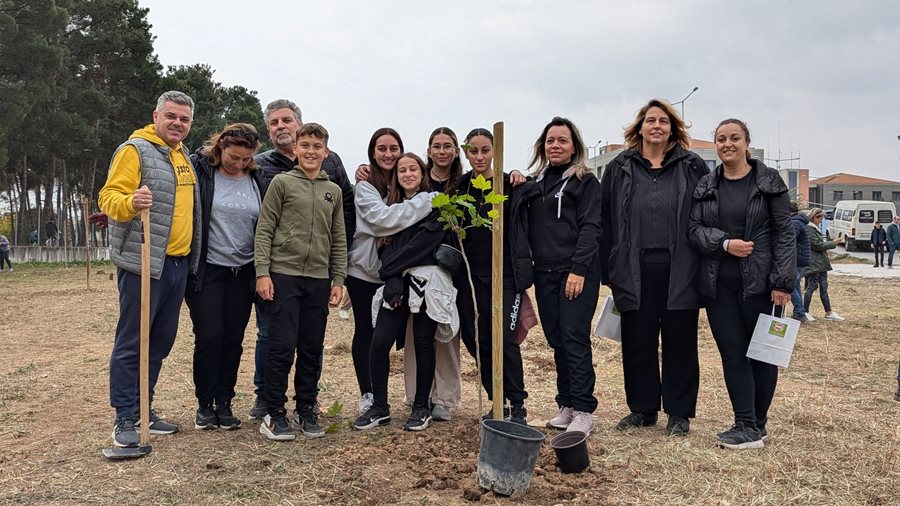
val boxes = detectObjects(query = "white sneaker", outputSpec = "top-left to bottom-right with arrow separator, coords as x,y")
804,312 -> 816,322
566,411 -> 594,434
359,392 -> 374,415
824,312 -> 845,321
546,406 -> 575,429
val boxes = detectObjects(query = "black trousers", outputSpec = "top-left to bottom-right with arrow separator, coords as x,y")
534,269 -> 600,413
704,276 -> 779,428
458,274 -> 527,405
263,273 -> 330,413
874,244 -> 885,266
185,262 -> 254,406
0,250 -> 11,269
346,275 -> 382,396
620,260 -> 699,418
370,296 -> 437,409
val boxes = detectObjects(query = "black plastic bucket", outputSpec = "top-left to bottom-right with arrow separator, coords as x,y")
550,430 -> 590,473
476,419 -> 546,496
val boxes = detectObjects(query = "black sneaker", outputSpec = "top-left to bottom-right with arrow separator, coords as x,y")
404,404 -> 433,431
138,409 -> 178,435
194,405 -> 218,430
717,423 -> 764,450
481,406 -> 510,421
112,416 -> 139,448
758,425 -> 768,441
509,404 -> 528,426
616,411 -> 658,431
216,401 -> 241,430
293,405 -> 325,438
259,409 -> 295,441
249,395 -> 267,420
353,404 -> 391,430
666,415 -> 690,436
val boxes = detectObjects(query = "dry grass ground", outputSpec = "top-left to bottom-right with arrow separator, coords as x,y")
0,263 -> 897,505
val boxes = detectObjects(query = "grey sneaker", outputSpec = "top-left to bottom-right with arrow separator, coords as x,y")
566,410 -> 594,434
293,405 -> 325,438
431,404 -> 452,422
547,406 -> 575,429
194,406 -> 218,430
717,423 -> 764,450
616,411 -> 658,431
138,409 -> 178,435
112,416 -> 139,448
215,401 -> 241,430
259,410 -> 295,441
249,395 -> 267,420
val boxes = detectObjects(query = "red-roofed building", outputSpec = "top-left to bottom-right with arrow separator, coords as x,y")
808,173 -> 900,210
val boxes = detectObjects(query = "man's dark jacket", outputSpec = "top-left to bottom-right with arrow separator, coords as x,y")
255,149 -> 355,248
791,213 -> 811,268
599,145 -> 708,312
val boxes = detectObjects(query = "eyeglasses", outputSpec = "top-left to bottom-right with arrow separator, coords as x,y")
222,129 -> 260,143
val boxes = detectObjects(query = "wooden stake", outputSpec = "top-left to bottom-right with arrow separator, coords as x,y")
82,197 -> 91,290
491,122 -> 505,420
139,208 -> 151,447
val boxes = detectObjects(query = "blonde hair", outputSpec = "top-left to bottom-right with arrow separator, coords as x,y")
807,207 -> 824,220
527,116 -> 590,179
623,99 -> 690,153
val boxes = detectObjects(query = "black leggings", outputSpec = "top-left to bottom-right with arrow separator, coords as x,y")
370,300 -> 437,409
704,276 -> 779,428
346,276 -> 382,396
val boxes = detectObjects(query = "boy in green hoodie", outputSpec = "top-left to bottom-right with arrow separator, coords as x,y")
255,123 -> 347,441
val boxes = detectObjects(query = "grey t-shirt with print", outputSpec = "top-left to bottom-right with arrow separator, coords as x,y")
206,170 -> 261,267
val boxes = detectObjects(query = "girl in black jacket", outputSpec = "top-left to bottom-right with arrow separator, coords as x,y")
186,124 -> 262,431
525,117 -> 602,435
688,118 -> 795,450
599,99 -> 707,437
456,128 -> 532,425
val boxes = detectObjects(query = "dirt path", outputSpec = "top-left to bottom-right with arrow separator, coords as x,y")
0,264 -> 898,504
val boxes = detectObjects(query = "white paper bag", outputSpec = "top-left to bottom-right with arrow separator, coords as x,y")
746,306 -> 799,368
593,295 -> 622,343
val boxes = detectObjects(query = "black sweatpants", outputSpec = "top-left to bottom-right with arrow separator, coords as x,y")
185,262 -> 255,407
346,275 -> 382,396
370,296 -> 437,409
704,276 -> 779,428
263,273 -> 331,414
620,260 -> 699,418
458,274 -> 527,405
534,270 -> 600,413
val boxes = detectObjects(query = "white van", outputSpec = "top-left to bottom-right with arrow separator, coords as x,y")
826,200 -> 897,251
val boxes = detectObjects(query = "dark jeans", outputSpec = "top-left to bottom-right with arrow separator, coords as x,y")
620,260 -> 699,418
804,272 -> 832,313
346,275 -> 382,396
873,244 -> 885,266
0,250 -> 11,270
185,263 -> 254,407
458,274 -> 528,405
534,269 -> 600,413
888,244 -> 899,267
263,273 -> 330,413
704,276 -> 779,427
109,256 -> 188,418
790,269 -> 805,317
370,295 -> 437,409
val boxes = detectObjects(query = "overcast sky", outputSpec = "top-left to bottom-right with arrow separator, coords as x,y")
140,0 -> 900,180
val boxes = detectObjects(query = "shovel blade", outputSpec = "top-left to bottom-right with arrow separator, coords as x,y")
102,445 -> 152,460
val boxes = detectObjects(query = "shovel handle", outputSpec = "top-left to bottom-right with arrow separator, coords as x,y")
139,208 -> 150,446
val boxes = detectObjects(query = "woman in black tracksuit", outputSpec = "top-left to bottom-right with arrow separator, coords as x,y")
523,117 -> 602,435
186,124 -> 263,431
455,128 -> 532,425
689,118 -> 795,450
599,99 -> 707,437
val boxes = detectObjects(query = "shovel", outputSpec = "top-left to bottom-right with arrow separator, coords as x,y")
103,208 -> 153,459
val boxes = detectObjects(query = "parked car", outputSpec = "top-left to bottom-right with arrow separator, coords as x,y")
827,200 -> 897,251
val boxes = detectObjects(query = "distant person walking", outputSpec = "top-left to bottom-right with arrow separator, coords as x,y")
887,216 -> 900,269
803,208 -> 844,321
0,234 -> 12,272
45,219 -> 59,247
789,202 -> 811,321
29,229 -> 38,246
871,222 -> 887,268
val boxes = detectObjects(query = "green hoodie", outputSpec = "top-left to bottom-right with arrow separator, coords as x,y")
255,169 -> 347,285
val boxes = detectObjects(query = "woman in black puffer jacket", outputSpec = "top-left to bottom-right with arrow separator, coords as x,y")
688,118 -> 795,451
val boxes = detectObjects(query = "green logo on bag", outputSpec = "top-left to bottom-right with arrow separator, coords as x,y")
768,321 -> 787,338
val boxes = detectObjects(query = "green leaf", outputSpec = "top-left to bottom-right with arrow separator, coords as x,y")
472,174 -> 492,191
432,193 -> 451,208
487,209 -> 500,219
484,192 -> 508,205
325,422 -> 343,434
326,400 -> 343,417
458,229 -> 467,240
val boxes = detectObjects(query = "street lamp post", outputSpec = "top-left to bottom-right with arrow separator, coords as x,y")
672,86 -> 700,120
